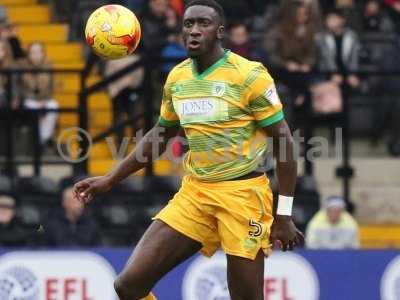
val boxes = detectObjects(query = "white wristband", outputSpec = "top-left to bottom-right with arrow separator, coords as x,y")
277,195 -> 293,216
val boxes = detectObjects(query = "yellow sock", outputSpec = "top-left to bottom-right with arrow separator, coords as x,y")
141,292 -> 157,300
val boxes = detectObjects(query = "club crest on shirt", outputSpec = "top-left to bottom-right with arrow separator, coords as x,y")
212,82 -> 226,97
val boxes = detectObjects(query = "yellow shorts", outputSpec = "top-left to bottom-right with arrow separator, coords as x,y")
153,174 -> 274,260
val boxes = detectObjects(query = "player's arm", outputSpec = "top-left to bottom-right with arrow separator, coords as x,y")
247,64 -> 303,250
75,74 -> 181,204
262,119 -> 304,251
264,119 -> 296,198
74,123 -> 180,203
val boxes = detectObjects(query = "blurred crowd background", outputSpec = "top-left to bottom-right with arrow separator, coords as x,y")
0,0 -> 399,250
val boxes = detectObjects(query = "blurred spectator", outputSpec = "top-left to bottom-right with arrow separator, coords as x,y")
49,0 -> 71,22
43,187 -> 99,247
139,0 -> 176,56
265,1 -> 317,73
0,5 -> 6,24
19,42 -> 59,146
264,1 -> 318,113
384,0 -> 400,11
387,103 -> 400,156
306,196 -> 360,249
0,23 -> 25,60
218,0 -> 253,23
362,0 -> 394,33
123,0 -> 145,11
0,195 -> 27,247
0,39 -> 13,108
226,23 -> 254,59
320,0 -> 362,30
169,0 -> 184,17
302,0 -> 324,26
316,9 -> 361,90
161,31 -> 187,76
384,0 -> 400,31
105,54 -> 144,146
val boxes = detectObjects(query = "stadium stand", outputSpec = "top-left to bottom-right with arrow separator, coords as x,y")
0,0 -> 399,250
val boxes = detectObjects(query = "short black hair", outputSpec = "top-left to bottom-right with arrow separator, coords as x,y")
184,0 -> 225,25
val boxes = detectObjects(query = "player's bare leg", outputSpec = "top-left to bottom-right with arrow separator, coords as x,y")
226,250 -> 265,300
114,220 -> 202,300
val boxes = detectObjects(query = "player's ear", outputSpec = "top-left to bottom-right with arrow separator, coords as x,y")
217,25 -> 225,40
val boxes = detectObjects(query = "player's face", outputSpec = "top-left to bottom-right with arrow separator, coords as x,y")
182,6 -> 223,58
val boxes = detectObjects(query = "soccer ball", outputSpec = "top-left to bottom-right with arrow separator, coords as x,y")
85,4 -> 141,59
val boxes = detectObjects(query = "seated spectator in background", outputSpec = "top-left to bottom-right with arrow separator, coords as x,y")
0,22 -> 25,60
139,0 -> 177,56
306,196 -> 359,249
0,5 -> 5,23
43,187 -> 99,247
264,1 -> 318,110
362,0 -> 394,33
319,0 -> 362,30
384,0 -> 400,31
169,0 -> 184,17
217,0 -> 253,23
226,23 -> 254,59
316,9 -> 361,90
0,39 -> 13,108
161,31 -> 187,76
105,54 -> 144,146
19,42 -> 59,146
0,195 -> 27,247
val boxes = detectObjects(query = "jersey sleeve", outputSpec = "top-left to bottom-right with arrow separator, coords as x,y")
246,65 -> 284,127
158,79 -> 180,127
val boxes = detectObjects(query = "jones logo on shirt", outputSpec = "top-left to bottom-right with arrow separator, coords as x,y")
0,251 -> 117,300
176,98 -> 228,124
180,99 -> 215,116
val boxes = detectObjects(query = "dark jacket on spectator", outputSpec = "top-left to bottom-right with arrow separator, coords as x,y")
43,209 -> 99,247
0,217 -> 27,247
139,9 -> 171,55
316,29 -> 360,72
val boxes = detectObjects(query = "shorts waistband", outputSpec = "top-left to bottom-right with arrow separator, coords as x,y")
184,173 -> 269,190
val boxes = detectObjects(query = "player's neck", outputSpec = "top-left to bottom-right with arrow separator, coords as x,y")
194,46 -> 225,74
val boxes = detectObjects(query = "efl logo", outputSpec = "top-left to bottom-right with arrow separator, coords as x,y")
182,252 -> 229,300
265,252 -> 319,300
0,266 -> 39,299
182,251 -> 319,300
0,251 -> 117,300
381,255 -> 400,300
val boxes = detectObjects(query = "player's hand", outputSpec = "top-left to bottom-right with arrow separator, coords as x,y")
270,215 -> 304,251
73,176 -> 113,204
